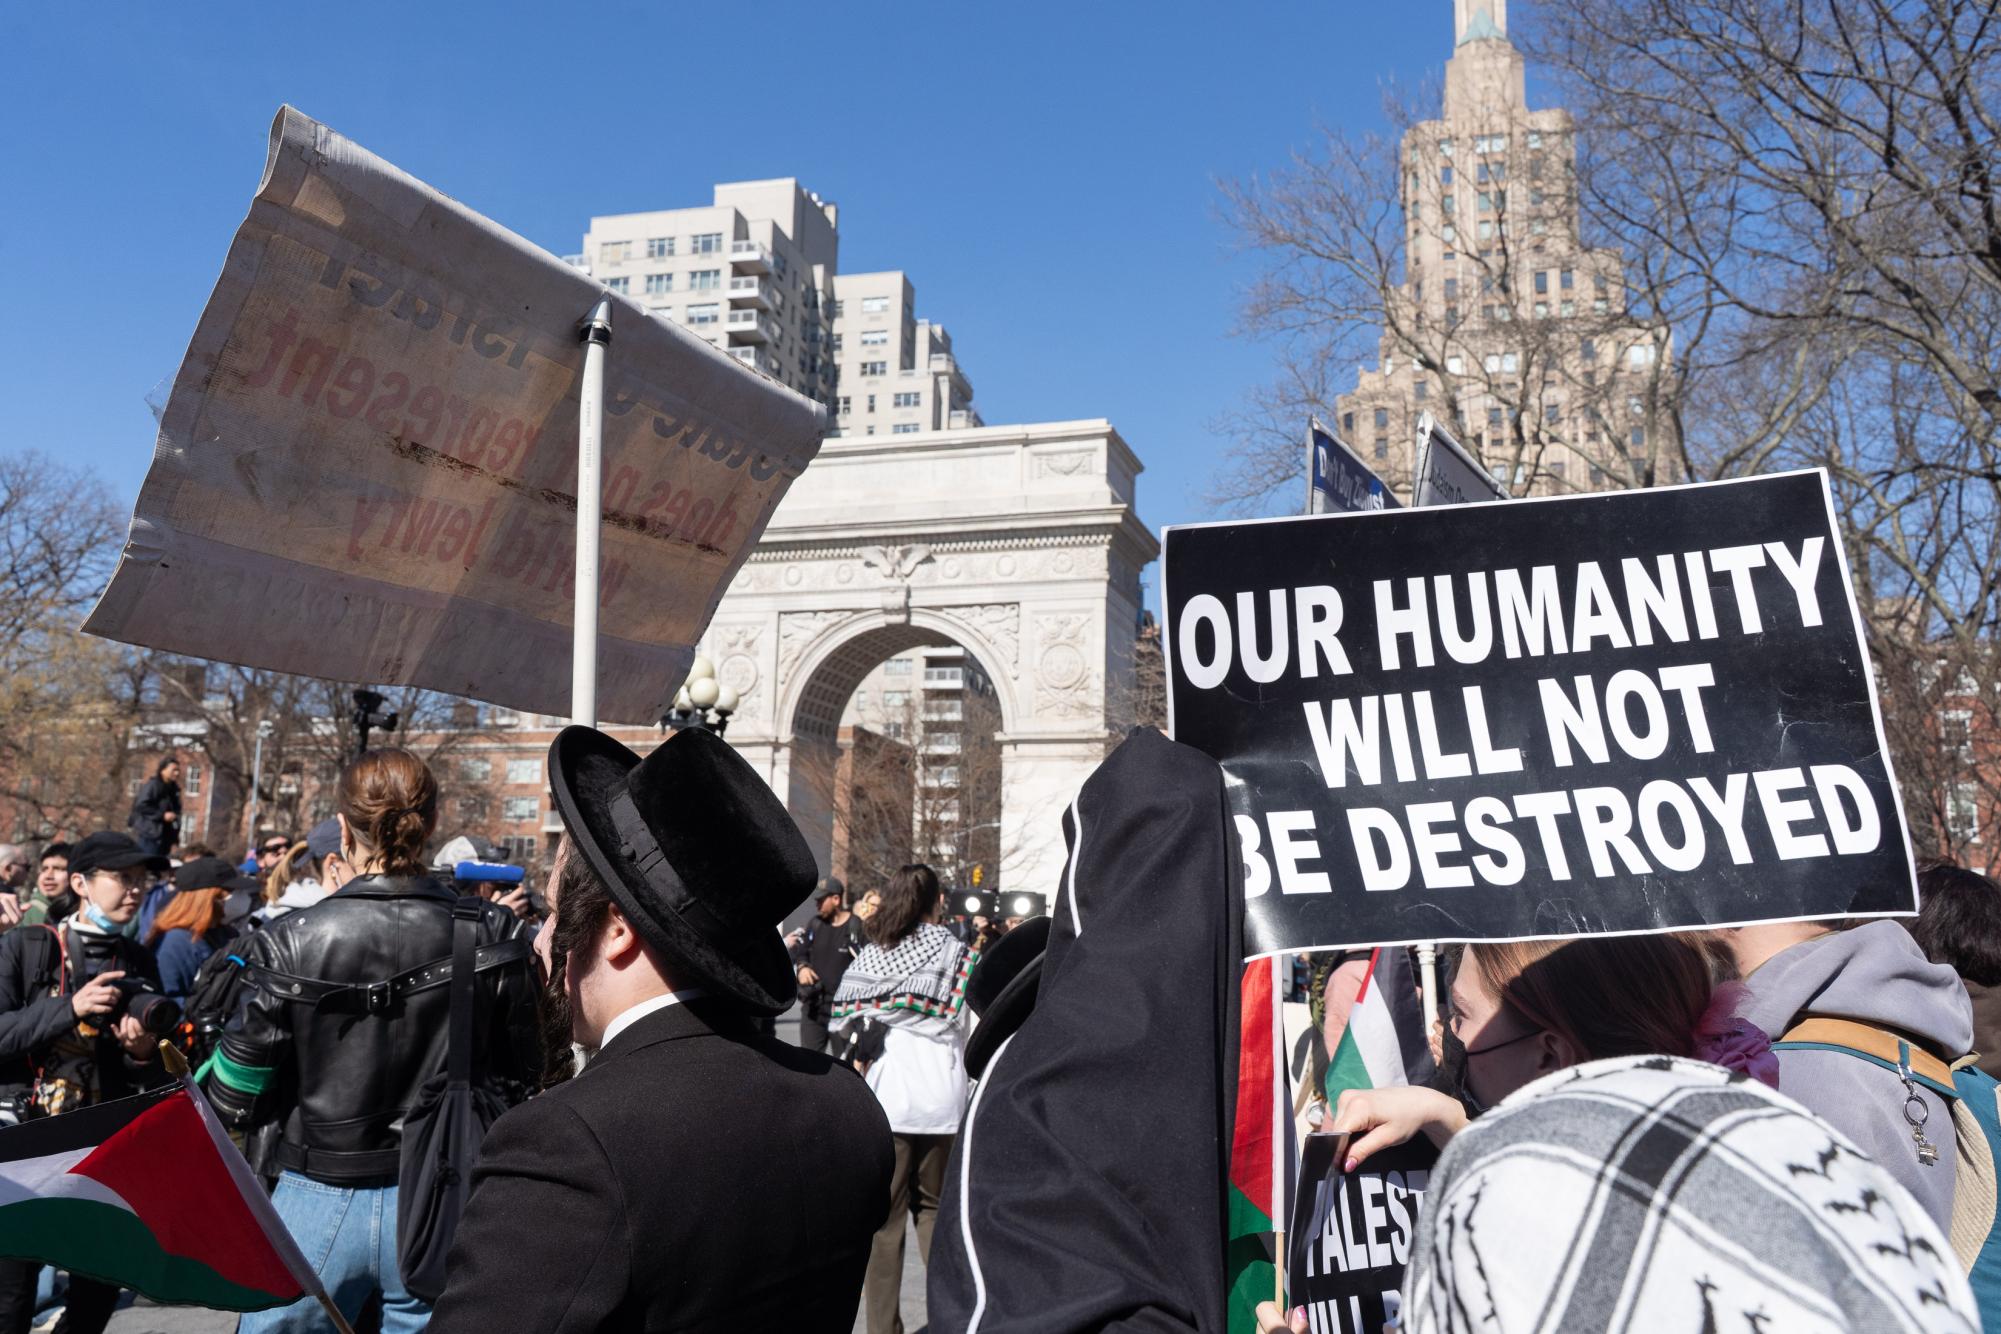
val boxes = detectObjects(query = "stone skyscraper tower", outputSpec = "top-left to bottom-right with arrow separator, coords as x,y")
1336,0 -> 1670,496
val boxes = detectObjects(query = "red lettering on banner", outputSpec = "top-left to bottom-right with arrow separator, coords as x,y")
363,373 -> 411,432
437,507 -> 472,562
324,357 -> 375,419
405,386 -> 443,444
242,308 -> 303,389
461,499 -> 497,569
399,501 -> 452,556
279,338 -> 340,406
487,420 -> 523,472
348,496 -> 384,560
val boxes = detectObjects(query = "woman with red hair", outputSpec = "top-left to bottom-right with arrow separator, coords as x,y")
148,855 -> 241,1000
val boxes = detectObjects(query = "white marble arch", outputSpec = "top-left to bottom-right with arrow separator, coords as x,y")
703,418 -> 1158,899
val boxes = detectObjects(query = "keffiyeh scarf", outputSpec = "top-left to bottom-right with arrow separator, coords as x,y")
1402,1054 -> 1978,1334
831,922 -> 975,1038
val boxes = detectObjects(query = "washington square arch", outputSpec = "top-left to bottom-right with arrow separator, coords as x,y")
696,418 -> 1157,900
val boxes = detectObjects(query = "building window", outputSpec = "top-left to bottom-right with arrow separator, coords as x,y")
691,232 -> 722,254
1342,412 -> 1354,433
1478,220 -> 1494,240
893,391 -> 921,407
1439,139 -> 1454,156
1595,273 -> 1610,294
1446,355 -> 1465,375
1534,301 -> 1549,318
1629,395 -> 1645,416
1549,460 -> 1566,479
1488,407 -> 1503,428
885,690 -> 909,708
598,241 -> 630,264
507,759 -> 540,784
1445,304 -> 1460,322
866,394 -> 876,412
1478,191 -> 1492,211
459,759 -> 492,782
1443,278 -> 1458,300
884,658 -> 913,677
504,796 -> 537,823
860,361 -> 886,377
1373,407 -> 1389,430
1534,271 -> 1548,295
1630,425 -> 1645,448
1440,166 -> 1454,185
1414,380 -> 1430,400
1529,189 -> 1546,206
644,273 -> 673,295
1373,438 -> 1389,459
862,295 -> 892,314
688,303 -> 719,325
838,396 -> 851,415
1627,343 -> 1658,367
1581,338 -> 1597,362
893,423 -> 921,434
1527,130 -> 1543,148
860,329 -> 889,346
604,276 -> 629,294
690,269 -> 720,291
1441,195 -> 1456,216
1951,784 -> 1982,844
646,237 -> 673,258
1548,400 -> 1563,423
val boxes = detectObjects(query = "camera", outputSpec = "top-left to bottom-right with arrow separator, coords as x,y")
108,978 -> 182,1038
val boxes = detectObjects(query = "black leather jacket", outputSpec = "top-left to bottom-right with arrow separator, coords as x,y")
205,875 -> 542,1184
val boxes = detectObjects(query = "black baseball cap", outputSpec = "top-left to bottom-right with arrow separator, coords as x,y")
68,832 -> 169,878
172,856 -> 237,892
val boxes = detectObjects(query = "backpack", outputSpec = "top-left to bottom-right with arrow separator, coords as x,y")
396,898 -> 521,1302
1773,1018 -> 2001,1323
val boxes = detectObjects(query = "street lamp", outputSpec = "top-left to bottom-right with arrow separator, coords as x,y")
661,657 -> 739,734
245,719 -> 275,848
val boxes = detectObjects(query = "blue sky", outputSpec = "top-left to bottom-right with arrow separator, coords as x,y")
1,1 -> 1454,574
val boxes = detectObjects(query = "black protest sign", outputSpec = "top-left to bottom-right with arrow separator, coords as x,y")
1163,471 -> 1916,958
1287,1134 -> 1437,1333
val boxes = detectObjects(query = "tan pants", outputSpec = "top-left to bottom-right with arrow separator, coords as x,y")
864,1132 -> 953,1334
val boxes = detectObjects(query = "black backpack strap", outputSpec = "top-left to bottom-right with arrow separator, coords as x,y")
447,897 -> 481,1091
253,925 -> 529,1016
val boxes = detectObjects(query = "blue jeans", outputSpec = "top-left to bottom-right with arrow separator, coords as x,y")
238,1173 -> 430,1334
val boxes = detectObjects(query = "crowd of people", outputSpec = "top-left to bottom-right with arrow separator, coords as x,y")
0,731 -> 1999,1332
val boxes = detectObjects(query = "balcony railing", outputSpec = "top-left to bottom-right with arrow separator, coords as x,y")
729,241 -> 771,272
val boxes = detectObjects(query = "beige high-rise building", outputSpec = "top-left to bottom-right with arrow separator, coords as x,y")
1337,0 -> 1671,496
576,187 -> 983,436
577,179 -> 841,407
828,271 -> 981,437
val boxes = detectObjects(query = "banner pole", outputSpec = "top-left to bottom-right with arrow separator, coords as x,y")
1417,942 -> 1440,1034
572,298 -> 613,728
1270,953 -> 1288,1309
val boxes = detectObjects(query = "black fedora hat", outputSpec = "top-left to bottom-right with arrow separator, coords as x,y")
548,724 -> 818,1015
965,915 -> 1052,1079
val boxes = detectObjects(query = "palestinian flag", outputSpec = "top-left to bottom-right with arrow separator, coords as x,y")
0,1079 -> 319,1311
1324,946 -> 1436,1104
1225,958 -> 1288,1333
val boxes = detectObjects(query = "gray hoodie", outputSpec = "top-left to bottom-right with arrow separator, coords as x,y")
1738,921 -> 1975,1230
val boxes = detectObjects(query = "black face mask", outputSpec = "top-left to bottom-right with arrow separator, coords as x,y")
1435,1022 -> 1488,1117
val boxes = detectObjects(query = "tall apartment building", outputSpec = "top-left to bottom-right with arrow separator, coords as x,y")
577,179 -> 841,407
1336,0 -> 1671,496
828,271 -> 981,436
576,187 -> 983,435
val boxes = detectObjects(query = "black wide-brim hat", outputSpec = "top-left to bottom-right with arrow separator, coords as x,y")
965,915 -> 1052,1079
549,725 -> 818,1015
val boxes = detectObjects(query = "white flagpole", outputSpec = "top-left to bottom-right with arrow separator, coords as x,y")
1270,953 -> 1288,1308
1418,941 -> 1440,1033
573,299 -> 613,728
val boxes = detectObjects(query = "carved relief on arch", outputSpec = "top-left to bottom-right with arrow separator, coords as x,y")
709,622 -> 765,722
1033,612 -> 1097,719
943,604 -> 1021,675
776,610 -> 849,686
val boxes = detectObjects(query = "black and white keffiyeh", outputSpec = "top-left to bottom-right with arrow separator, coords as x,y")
830,921 -> 974,1038
1402,1055 -> 1978,1333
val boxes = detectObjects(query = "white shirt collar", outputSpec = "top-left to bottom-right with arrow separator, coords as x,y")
599,988 -> 706,1052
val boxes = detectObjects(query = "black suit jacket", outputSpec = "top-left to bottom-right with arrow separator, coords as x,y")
430,997 -> 894,1334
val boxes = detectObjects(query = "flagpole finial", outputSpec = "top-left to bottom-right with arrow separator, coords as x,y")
158,1042 -> 190,1078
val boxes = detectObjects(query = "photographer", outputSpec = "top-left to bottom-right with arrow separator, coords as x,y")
0,831 -> 174,1334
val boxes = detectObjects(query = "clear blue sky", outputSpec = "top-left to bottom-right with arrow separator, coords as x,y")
1,1 -> 1454,578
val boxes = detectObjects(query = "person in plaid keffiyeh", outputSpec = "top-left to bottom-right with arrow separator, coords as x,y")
1401,1056 -> 1977,1333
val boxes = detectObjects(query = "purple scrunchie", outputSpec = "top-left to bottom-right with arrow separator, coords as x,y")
1692,981 -> 1780,1088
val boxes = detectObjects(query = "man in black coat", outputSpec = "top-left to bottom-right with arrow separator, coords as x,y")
430,725 -> 894,1334
125,757 -> 181,856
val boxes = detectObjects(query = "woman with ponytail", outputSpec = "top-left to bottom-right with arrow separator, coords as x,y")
206,749 -> 543,1333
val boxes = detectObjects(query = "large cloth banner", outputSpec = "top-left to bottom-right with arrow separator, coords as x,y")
84,106 -> 824,724
1164,470 -> 1917,958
